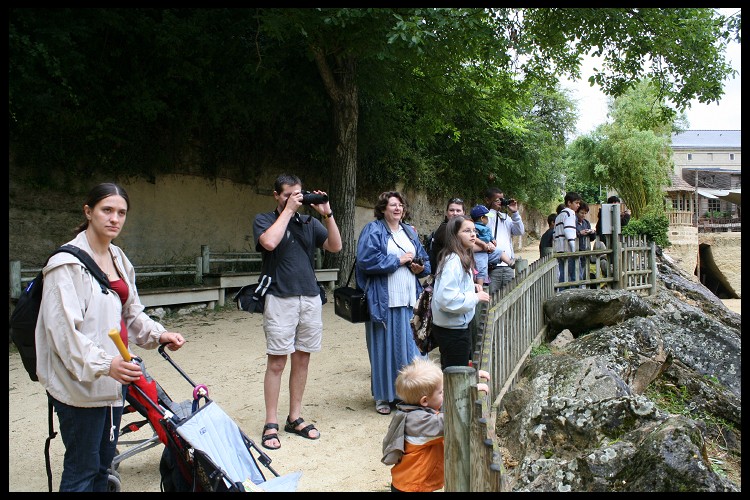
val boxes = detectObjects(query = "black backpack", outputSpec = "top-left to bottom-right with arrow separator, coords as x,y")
10,244 -> 110,382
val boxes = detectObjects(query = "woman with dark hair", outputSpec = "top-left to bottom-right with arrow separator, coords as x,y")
356,191 -> 431,415
430,216 -> 490,369
426,197 -> 466,275
35,182 -> 186,491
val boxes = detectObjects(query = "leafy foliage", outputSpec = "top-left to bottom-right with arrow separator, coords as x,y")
622,209 -> 671,248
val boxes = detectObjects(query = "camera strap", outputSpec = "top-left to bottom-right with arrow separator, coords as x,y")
384,221 -> 417,257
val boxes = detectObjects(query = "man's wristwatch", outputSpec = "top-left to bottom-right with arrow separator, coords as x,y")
322,212 -> 333,220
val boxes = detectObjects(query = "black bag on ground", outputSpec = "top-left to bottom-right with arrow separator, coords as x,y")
334,262 -> 369,323
10,244 -> 110,382
234,274 -> 272,314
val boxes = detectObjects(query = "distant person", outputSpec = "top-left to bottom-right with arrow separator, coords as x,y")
254,173 -> 342,450
356,191 -> 431,415
553,192 -> 582,286
36,183 -> 186,491
575,201 -> 596,281
469,204 -> 514,288
431,215 -> 490,369
595,195 -> 631,245
483,187 -> 525,294
539,213 -> 557,257
427,197 -> 466,276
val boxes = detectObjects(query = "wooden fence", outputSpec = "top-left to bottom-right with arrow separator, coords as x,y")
9,245 -> 338,309
443,235 -> 656,491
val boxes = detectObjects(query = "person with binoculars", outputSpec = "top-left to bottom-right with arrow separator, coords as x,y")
482,187 -> 525,294
253,173 -> 342,450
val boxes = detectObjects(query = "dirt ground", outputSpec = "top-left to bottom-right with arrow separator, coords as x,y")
9,301 -> 401,492
8,247 -> 740,492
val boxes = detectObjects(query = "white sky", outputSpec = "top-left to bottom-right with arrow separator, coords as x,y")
564,20 -> 741,137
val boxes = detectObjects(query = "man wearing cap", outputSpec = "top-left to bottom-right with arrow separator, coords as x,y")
483,187 -> 525,294
470,204 -> 515,289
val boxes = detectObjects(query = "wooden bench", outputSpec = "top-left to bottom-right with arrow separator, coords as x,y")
203,268 -> 339,307
138,285 -> 221,309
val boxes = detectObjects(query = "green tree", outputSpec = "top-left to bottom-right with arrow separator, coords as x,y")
565,78 -> 677,219
10,8 -> 737,278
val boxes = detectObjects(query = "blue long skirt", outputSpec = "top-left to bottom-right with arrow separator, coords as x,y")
365,305 -> 426,403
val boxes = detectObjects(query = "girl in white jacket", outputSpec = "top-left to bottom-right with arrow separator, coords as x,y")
430,216 -> 490,369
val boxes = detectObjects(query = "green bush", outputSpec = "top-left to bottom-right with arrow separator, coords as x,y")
622,211 -> 671,248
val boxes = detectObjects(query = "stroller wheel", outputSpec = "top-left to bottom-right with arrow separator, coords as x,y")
107,469 -> 122,492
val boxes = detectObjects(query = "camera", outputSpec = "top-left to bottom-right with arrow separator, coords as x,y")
411,257 -> 424,266
301,190 -> 329,206
500,198 -> 513,207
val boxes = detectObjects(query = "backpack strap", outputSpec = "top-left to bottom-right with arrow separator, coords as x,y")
52,244 -> 111,293
44,399 -> 57,492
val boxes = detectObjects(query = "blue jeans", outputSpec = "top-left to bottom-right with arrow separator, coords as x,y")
50,387 -> 127,492
557,256 -> 578,288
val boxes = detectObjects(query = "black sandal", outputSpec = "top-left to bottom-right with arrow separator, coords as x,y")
284,416 -> 320,440
261,423 -> 281,450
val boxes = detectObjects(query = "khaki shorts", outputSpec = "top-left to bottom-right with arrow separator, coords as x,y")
263,294 -> 323,355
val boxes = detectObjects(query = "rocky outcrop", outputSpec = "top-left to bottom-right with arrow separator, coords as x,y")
496,253 -> 741,492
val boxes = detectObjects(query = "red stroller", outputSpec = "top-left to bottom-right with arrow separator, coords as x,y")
109,343 -> 300,492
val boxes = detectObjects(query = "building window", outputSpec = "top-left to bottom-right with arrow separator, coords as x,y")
707,198 -> 721,214
687,153 -> 693,160
730,153 -> 735,160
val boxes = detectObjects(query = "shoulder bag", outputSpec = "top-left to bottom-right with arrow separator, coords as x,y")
333,261 -> 369,323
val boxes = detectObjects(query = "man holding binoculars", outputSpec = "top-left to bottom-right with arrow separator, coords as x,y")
253,173 -> 342,451
483,186 -> 525,294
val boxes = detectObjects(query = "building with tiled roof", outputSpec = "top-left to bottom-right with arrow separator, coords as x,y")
667,130 -> 741,225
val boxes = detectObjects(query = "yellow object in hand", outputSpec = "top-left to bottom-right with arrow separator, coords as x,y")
108,329 -> 132,361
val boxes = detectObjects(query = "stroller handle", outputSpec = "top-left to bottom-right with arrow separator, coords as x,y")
158,343 -> 202,394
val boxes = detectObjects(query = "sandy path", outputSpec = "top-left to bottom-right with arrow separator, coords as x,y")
9,304 -> 395,492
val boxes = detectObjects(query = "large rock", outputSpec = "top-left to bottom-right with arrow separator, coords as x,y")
496,253 -> 741,492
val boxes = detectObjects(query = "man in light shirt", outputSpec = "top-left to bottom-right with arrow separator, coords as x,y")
483,187 -> 524,294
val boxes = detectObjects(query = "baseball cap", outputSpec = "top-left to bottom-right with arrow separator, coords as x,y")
470,204 -> 489,220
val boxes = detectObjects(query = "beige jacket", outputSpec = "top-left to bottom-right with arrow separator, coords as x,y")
35,231 -> 166,407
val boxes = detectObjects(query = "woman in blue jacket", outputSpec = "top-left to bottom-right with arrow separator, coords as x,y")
356,191 -> 430,415
430,215 -> 490,369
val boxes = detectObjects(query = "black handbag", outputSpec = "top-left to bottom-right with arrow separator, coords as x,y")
334,262 -> 369,323
234,274 -> 272,314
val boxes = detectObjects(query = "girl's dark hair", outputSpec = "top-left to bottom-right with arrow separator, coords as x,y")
435,215 -> 474,277
75,183 -> 130,234
274,173 -> 302,194
373,191 -> 409,221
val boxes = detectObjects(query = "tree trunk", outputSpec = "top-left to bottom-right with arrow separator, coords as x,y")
311,46 -> 359,286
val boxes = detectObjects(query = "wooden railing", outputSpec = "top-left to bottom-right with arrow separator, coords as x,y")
443,235 -> 656,491
9,245 -> 338,309
667,210 -> 694,226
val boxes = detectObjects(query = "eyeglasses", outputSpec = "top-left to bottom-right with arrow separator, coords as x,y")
448,198 -> 463,204
461,229 -> 477,235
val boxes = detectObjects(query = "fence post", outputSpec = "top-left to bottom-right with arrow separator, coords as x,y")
444,366 -> 475,492
195,256 -> 203,284
201,245 -> 210,275
649,241 -> 657,295
10,260 -> 21,300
